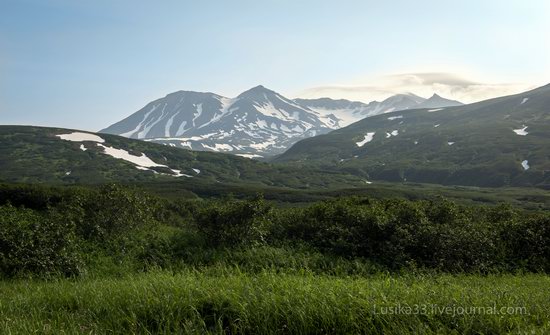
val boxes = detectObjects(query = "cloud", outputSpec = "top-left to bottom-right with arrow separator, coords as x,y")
294,72 -> 539,104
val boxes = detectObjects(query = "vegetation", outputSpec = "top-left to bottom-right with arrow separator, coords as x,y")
0,183 -> 549,333
2,271 -> 548,334
0,125 -> 362,188
1,183 -> 549,277
275,84 -> 550,188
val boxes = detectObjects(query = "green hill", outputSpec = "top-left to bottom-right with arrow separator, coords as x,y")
274,84 -> 550,187
0,125 -> 360,189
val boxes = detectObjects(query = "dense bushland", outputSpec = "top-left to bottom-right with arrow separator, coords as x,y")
0,183 -> 549,278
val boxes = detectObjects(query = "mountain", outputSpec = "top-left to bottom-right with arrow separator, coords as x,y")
414,93 -> 463,109
101,86 -> 462,158
295,92 -> 462,127
274,84 -> 550,188
0,125 -> 360,189
101,86 -> 333,158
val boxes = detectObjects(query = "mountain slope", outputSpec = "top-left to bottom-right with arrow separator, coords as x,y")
101,86 -> 462,158
0,125 -> 361,188
101,86 -> 333,158
274,84 -> 550,187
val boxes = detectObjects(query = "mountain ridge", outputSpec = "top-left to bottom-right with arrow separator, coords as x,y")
274,84 -> 550,187
101,86 -> 462,158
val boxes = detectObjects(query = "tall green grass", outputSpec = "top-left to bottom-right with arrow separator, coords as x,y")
1,270 -> 548,334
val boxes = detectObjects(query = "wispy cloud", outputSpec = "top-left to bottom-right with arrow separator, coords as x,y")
294,72 -> 539,104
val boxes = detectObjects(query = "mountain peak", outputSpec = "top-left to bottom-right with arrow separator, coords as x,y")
415,93 -> 463,109
237,85 -> 279,99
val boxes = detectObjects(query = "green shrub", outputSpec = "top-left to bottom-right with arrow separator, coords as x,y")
0,205 -> 81,277
77,184 -> 159,241
194,197 -> 272,247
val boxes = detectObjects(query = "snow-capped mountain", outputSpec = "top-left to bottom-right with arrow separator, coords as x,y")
296,93 -> 462,127
101,86 -> 334,158
101,86 -> 462,157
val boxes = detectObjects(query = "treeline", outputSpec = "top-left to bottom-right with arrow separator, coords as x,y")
0,183 -> 548,278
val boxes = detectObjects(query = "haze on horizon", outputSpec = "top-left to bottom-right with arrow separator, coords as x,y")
1,0 -> 549,131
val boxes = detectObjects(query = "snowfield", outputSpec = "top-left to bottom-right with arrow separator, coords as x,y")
513,125 -> 529,136
56,132 -> 105,143
56,132 -> 191,177
96,143 -> 165,168
356,132 -> 376,147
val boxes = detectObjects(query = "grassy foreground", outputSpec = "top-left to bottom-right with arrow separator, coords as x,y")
1,270 -> 549,334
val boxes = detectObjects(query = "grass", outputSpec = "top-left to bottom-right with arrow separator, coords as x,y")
1,269 -> 548,334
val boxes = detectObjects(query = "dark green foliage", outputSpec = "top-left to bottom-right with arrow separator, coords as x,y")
0,205 -> 81,277
194,197 -> 272,247
0,182 -> 549,278
272,197 -> 550,272
76,184 -> 159,241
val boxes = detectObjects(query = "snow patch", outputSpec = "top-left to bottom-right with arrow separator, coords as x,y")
137,103 -> 167,138
387,115 -> 403,120
447,142 -> 455,146
521,98 -> 529,104
428,108 -> 444,112
192,168 -> 201,174
79,144 -> 87,151
56,132 -> 105,143
513,125 -> 528,136
170,169 -> 193,178
202,143 -> 234,151
237,154 -> 263,159
175,121 -> 188,137
386,130 -> 399,138
356,132 -> 376,147
97,143 -> 166,168
120,104 -> 159,138
521,160 -> 530,170
165,113 -> 177,137
192,103 -> 203,126
434,124 -> 440,128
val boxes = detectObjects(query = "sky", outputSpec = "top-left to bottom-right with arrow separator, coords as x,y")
1,0 -> 549,131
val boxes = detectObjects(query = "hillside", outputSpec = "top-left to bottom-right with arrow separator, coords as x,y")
0,125 -> 361,188
275,84 -> 550,187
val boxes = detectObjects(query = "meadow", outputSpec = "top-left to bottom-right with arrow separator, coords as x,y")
1,270 -> 549,334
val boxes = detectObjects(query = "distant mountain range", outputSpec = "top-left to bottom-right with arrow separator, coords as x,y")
100,86 -> 462,158
275,84 -> 550,187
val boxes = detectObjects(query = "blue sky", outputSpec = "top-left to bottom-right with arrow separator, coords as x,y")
1,0 -> 549,131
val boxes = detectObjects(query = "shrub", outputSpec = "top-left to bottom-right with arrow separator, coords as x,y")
0,205 -> 81,277
194,198 -> 272,247
77,184 -> 159,241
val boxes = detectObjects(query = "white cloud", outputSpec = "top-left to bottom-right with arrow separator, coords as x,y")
293,72 -> 540,104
